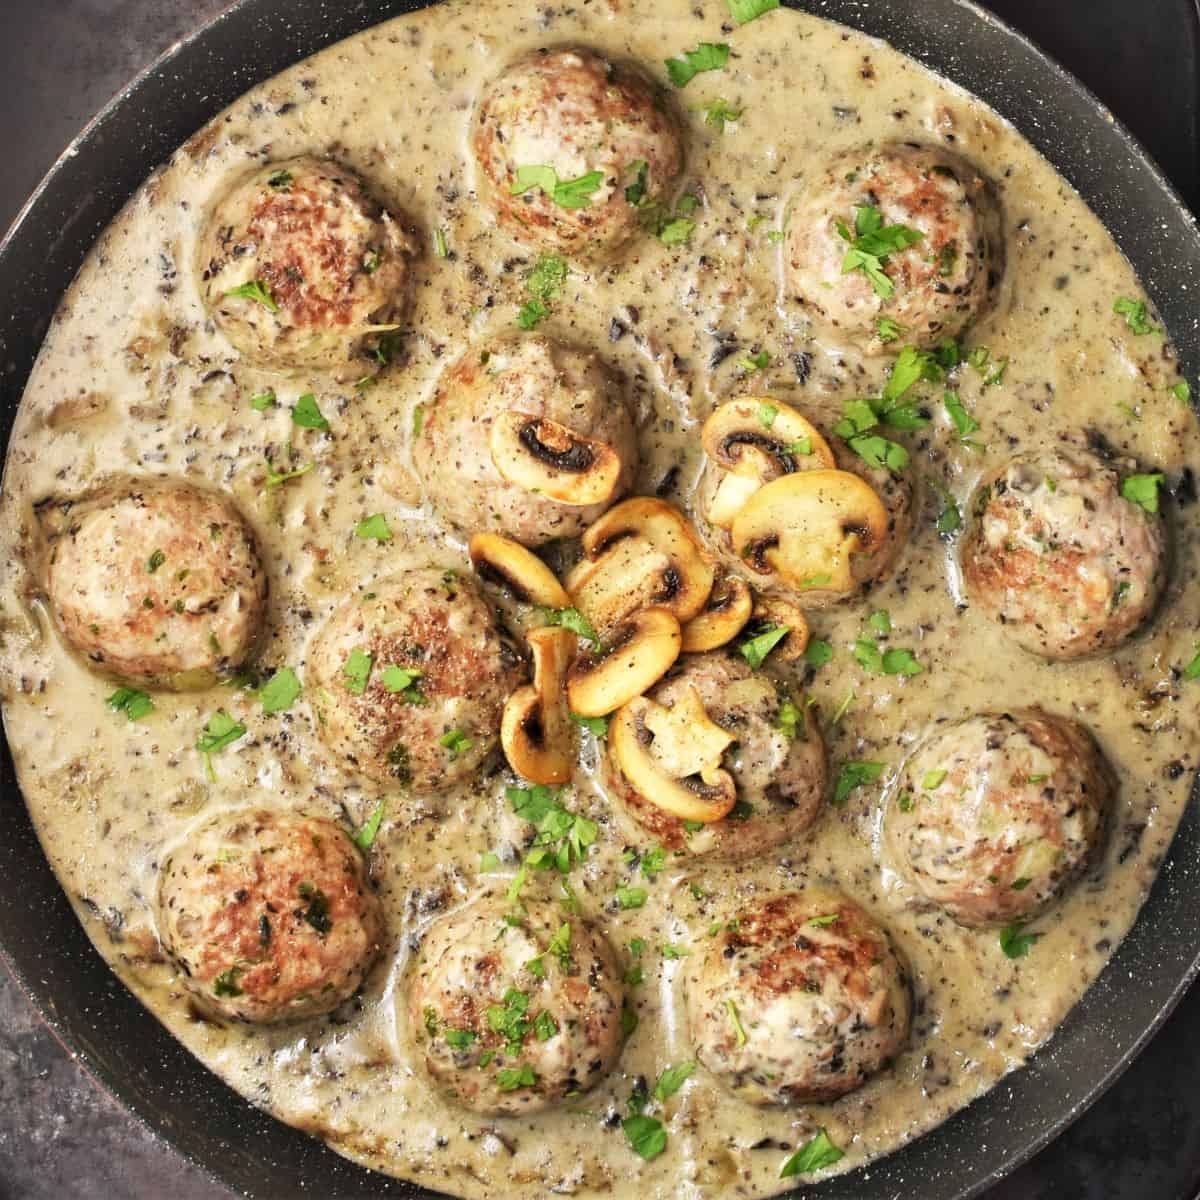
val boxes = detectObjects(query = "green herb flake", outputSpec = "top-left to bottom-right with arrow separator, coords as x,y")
653,1060 -> 696,1100
510,165 -> 604,210
740,351 -> 770,373
381,666 -> 424,703
726,0 -> 779,23
292,392 -> 329,431
868,609 -> 891,635
877,317 -> 905,343
999,921 -> 1040,959
433,228 -> 449,259
1169,380 -> 1192,405
354,797 -> 387,852
537,605 -> 601,646
212,967 -> 242,998
835,204 -> 923,299
440,728 -> 473,759
757,401 -> 779,429
496,1064 -> 538,1092
571,711 -> 610,738
622,1114 -> 667,1160
882,647 -> 923,677
661,943 -> 689,960
444,1028 -> 476,1050
106,687 -> 154,722
196,709 -> 247,756
1121,473 -> 1165,514
343,648 -> 374,695
776,696 -> 804,740
1113,296 -> 1158,336
224,279 -> 279,312
616,885 -> 648,910
624,159 -> 649,206
258,667 -> 301,714
725,998 -> 748,1046
922,768 -> 948,790
803,638 -> 833,668
739,623 -> 790,669
355,512 -> 392,542
703,98 -> 742,130
808,912 -> 840,927
267,169 -> 292,190
664,42 -> 731,88
262,458 -> 314,489
658,216 -> 696,246
833,761 -> 884,806
780,1129 -> 844,1178
1182,644 -> 1200,681
146,549 -> 165,573
251,389 -> 276,411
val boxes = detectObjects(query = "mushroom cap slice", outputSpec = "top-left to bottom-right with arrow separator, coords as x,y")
490,411 -> 622,506
469,532 -> 571,609
681,572 -> 753,653
569,497 -> 715,629
501,626 -> 577,784
566,606 -> 681,717
702,399 -> 836,530
750,594 -> 810,661
731,470 -> 890,595
610,691 -> 737,824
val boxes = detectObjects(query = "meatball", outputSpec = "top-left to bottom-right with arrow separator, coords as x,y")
696,409 -> 914,607
412,335 -> 638,546
307,568 -> 524,790
197,155 -> 416,370
44,479 -> 266,688
784,143 -> 1004,352
408,894 -> 625,1115
472,47 -> 684,259
962,444 -> 1167,659
157,808 -> 383,1023
883,710 -> 1114,928
602,652 -> 827,860
685,891 -> 911,1105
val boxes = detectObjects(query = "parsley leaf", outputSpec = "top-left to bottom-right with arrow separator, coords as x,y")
224,279 -> 279,312
292,393 -> 329,431
833,761 -> 884,806
536,605 -> 601,645
517,255 -> 570,330
354,797 -> 386,852
727,0 -> 779,22
571,711 -> 610,738
624,160 -> 649,206
146,549 -> 165,573
739,623 -> 789,669
780,1129 -> 844,1178
440,728 -> 473,759
622,1114 -> 667,1160
877,317 -> 906,343
836,205 -> 923,298
1181,644 -> 1200,681
355,513 -> 392,541
703,98 -> 742,130
1114,296 -> 1158,336
999,921 -> 1040,959
496,1064 -> 537,1092
381,665 -> 423,703
803,638 -> 833,668
725,998 -> 748,1045
510,166 -> 604,210
776,695 -> 804,740
1169,380 -> 1191,405
343,648 -> 374,695
616,885 -> 648,910
250,389 -> 276,411
258,667 -> 301,714
653,1060 -> 696,1100
107,687 -> 154,722
665,42 -> 731,88
1121,473 -> 1165,514
196,710 -> 246,762
740,350 -> 770,373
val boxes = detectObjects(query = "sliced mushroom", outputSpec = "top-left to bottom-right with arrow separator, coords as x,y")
750,594 -> 810,661
566,606 -> 681,717
501,626 -> 577,785
610,687 -> 736,823
702,399 -> 837,529
731,470 -> 890,595
681,571 -> 753,652
567,497 -> 715,630
469,532 -> 570,609
490,411 -> 622,506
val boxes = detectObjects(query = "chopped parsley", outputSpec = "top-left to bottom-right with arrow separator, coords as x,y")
808,912 -> 840,927
224,279 -> 279,312
412,403 -> 426,439
496,1064 -> 537,1092
250,389 -> 276,411
664,42 -> 731,88
381,666 -> 424,704
505,785 -> 598,889
1121,473 -> 1165,514
487,988 -> 532,1052
1113,296 -> 1158,336
945,390 -> 983,447
1182,644 -> 1200,682
440,728 -> 473,759
868,609 -> 891,635
927,476 -> 963,535
433,228 -> 449,259
570,711 -> 610,738
854,637 -> 923,678
999,921 -> 1040,959
776,695 -> 804,740
739,623 -> 790,669
536,605 -> 601,646
196,709 -> 246,755
146,548 -> 165,573
343,648 -> 374,695
443,1028 -> 476,1050
297,881 -> 331,935
548,921 -> 573,970
835,204 -> 923,298
616,886 -> 648,910
740,350 -> 770,373
354,797 -> 387,852
803,638 -> 833,668
267,169 -> 292,190
703,98 -> 742,130
212,968 -> 242,998
533,1011 -> 559,1041
757,402 -> 779,428
106,687 -> 154,722
661,943 -> 690,960
726,0 -> 779,23
291,393 -> 329,431
780,1129 -> 844,1178
833,761 -> 884,806
517,254 -> 569,330
258,667 -> 301,714
263,458 -> 313,488
922,768 -> 948,790
510,165 -> 604,210
725,998 -> 748,1045
355,513 -> 392,541
1169,380 -> 1192,405
877,316 -> 905,343
653,1060 -> 696,1100
622,1113 -> 667,1160
624,160 -> 649,206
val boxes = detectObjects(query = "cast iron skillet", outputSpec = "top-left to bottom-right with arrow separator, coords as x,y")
0,1 -> 1197,1197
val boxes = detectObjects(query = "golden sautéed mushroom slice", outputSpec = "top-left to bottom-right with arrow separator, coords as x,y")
501,626 -> 577,785
489,411 -> 623,506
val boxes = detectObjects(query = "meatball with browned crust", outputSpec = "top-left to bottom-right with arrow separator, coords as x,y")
413,335 -> 638,546
962,443 -> 1167,659
883,710 -> 1114,928
307,568 -> 524,790
473,47 -> 684,259
408,894 -> 625,1115
197,155 -> 416,370
601,652 -> 827,860
785,143 -> 1004,353
685,891 -> 912,1105
44,479 -> 266,689
157,808 -> 383,1023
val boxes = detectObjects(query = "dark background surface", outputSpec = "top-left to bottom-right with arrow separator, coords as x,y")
0,1 -> 1198,1198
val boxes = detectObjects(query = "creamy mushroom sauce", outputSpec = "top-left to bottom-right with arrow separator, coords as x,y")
1,1 -> 1198,1196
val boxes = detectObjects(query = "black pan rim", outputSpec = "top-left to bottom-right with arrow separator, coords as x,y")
0,1 -> 1197,1198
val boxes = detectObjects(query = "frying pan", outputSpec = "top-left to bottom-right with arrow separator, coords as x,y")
0,1 -> 1197,1197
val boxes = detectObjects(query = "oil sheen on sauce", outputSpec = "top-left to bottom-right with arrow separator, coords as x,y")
0,1 -> 1197,1196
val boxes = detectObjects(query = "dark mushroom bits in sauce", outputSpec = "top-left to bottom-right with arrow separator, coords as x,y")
1,0 -> 1197,1196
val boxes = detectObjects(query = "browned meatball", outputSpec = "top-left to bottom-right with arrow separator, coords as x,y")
408,894 -> 625,1115
307,568 -> 524,790
197,155 -> 416,370
784,143 -> 1004,353
602,651 -> 826,860
412,335 -> 638,546
962,443 -> 1168,659
44,479 -> 266,689
883,710 -> 1114,928
157,808 -> 383,1023
685,891 -> 912,1105
472,47 -> 684,259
